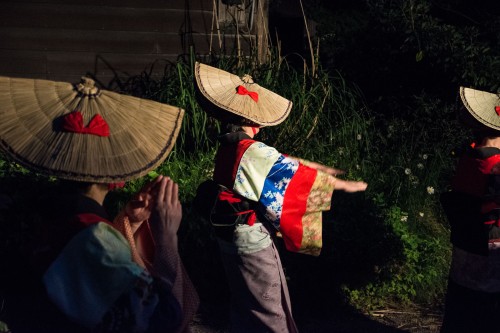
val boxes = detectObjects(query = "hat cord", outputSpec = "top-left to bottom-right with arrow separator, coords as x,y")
75,77 -> 100,97
241,74 -> 254,84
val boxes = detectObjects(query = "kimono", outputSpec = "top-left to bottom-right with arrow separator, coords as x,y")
36,194 -> 198,333
213,132 -> 336,255
440,146 -> 500,333
209,131 -> 336,332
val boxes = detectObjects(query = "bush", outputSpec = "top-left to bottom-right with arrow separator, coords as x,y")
0,47 -> 467,322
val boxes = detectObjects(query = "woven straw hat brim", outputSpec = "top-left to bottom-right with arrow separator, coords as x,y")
460,86 -> 500,131
194,62 -> 292,126
0,76 -> 184,183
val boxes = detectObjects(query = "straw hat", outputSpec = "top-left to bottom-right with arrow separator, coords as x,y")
460,86 -> 500,130
0,76 -> 184,183
194,62 -> 292,126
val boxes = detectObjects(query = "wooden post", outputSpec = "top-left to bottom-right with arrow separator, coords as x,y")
254,0 -> 269,64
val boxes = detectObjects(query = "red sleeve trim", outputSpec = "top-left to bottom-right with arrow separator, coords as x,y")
279,164 -> 317,252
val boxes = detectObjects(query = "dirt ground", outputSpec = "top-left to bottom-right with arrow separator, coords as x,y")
188,303 -> 443,333
180,233 -> 445,333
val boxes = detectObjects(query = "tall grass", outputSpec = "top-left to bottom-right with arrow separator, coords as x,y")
0,48 -> 461,320
114,53 -> 456,311
0,3 -> 471,329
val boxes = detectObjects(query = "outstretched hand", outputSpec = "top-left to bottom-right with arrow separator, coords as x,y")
335,179 -> 368,192
125,176 -> 164,223
289,156 -> 367,192
290,158 -> 345,176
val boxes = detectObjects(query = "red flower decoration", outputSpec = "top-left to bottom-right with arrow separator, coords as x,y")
495,106 -> 500,116
236,85 -> 259,102
62,111 -> 109,137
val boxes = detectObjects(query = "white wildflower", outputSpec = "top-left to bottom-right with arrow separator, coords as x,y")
417,163 -> 424,169
204,168 -> 214,177
400,215 -> 408,222
404,168 -> 412,175
357,134 -> 362,140
408,175 -> 418,185
419,212 -> 424,217
427,186 -> 435,195
422,154 -> 428,160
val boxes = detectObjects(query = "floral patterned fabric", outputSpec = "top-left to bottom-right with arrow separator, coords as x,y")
214,138 -> 336,256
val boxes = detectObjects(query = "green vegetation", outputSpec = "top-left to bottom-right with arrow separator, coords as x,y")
1,0 -> 499,326
0,320 -> 10,333
0,54 -> 452,314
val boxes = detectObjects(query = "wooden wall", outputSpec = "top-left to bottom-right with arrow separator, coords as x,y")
0,0 -> 268,86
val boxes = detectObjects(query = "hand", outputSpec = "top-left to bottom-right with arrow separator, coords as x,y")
335,179 -> 368,192
311,162 -> 345,176
149,177 -> 182,248
125,175 -> 163,223
289,156 -> 345,176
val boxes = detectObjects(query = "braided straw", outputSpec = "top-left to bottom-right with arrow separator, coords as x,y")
0,76 -> 184,182
194,62 -> 292,126
460,86 -> 500,130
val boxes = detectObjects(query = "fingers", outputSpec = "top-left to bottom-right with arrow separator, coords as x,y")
163,177 -> 174,204
171,181 -> 179,206
335,179 -> 368,192
354,181 -> 368,191
142,175 -> 163,194
344,181 -> 368,192
150,177 -> 182,236
156,176 -> 169,204
328,168 -> 345,176
155,177 -> 180,205
132,175 -> 163,202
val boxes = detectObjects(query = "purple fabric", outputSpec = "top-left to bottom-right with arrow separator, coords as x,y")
218,223 -> 299,333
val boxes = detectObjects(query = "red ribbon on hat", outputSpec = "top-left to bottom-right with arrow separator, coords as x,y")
495,106 -> 500,116
236,85 -> 259,102
62,111 -> 110,137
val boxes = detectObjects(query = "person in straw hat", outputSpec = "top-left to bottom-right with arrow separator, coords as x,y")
440,87 -> 500,333
193,62 -> 367,332
0,76 -> 198,332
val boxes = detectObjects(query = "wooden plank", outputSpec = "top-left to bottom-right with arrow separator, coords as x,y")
0,50 -> 179,86
0,50 -> 48,75
0,0 -> 261,86
0,27 -> 185,54
0,32 -> 254,85
45,52 -> 179,76
197,33 -> 255,54
0,26 -> 254,53
0,0 -> 212,11
0,2 -> 214,33
0,3 -> 180,32
46,53 -> 180,87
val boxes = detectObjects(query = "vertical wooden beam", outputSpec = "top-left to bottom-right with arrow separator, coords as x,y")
254,0 -> 269,64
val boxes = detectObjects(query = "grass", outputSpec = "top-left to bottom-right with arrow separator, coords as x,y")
0,51 -> 463,324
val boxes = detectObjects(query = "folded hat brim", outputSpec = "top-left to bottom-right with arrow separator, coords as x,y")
460,86 -> 500,131
0,76 -> 184,182
194,62 -> 292,126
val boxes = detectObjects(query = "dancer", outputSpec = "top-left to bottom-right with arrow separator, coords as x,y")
194,62 -> 367,332
441,86 -> 500,333
0,76 -> 198,332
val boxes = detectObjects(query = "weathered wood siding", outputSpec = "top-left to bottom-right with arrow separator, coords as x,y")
0,0 -> 268,85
